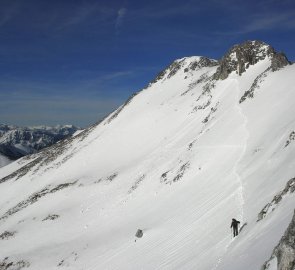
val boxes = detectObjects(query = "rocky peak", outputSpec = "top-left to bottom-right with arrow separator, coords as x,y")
213,40 -> 291,80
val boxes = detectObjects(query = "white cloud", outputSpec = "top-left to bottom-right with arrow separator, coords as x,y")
115,7 -> 127,29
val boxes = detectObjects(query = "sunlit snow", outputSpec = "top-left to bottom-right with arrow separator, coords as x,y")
0,50 -> 294,270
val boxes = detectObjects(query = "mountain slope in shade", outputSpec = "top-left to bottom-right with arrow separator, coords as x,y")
0,41 -> 294,270
0,125 -> 80,167
0,153 -> 12,168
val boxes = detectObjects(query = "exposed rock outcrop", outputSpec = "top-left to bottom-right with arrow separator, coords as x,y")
285,131 -> 295,148
151,57 -> 217,84
271,52 -> 291,71
135,229 -> 143,238
150,59 -> 185,84
239,68 -> 271,103
42,214 -> 60,221
258,177 -> 295,221
262,210 -> 295,270
0,181 -> 77,220
0,257 -> 30,270
184,57 -> 218,72
0,231 -> 16,240
213,40 -> 290,80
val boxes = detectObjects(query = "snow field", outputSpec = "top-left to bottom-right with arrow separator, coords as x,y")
0,56 -> 294,270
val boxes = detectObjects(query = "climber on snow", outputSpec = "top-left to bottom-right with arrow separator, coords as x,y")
230,218 -> 240,237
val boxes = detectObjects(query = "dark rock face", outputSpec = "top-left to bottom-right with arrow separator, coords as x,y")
271,52 -> 291,71
262,210 -> 295,270
213,41 -> 290,80
135,229 -> 143,238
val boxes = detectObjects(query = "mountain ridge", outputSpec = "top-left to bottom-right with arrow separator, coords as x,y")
0,124 -> 80,165
0,40 -> 294,270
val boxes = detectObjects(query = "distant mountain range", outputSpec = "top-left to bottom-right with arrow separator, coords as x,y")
0,124 -> 80,166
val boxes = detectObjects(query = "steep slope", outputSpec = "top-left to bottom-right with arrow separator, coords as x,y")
0,42 -> 294,270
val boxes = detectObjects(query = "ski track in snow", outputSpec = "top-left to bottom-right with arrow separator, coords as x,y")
83,78 -> 249,270
233,78 -> 248,224
212,79 -> 248,270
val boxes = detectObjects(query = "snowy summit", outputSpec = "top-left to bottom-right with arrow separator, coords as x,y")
0,41 -> 294,270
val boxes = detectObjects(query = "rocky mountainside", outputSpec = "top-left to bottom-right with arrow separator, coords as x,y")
0,125 -> 80,164
213,40 -> 290,80
0,41 -> 294,270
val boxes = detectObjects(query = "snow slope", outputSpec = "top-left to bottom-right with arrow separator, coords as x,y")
0,42 -> 294,270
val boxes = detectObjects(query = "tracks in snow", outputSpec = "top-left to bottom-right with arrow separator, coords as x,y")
233,78 -> 248,225
212,79 -> 249,270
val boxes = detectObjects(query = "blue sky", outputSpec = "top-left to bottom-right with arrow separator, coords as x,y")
0,0 -> 294,127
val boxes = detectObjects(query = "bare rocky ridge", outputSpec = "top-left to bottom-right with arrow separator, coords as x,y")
184,57 -> 218,72
149,41 -> 290,85
151,57 -> 217,84
0,40 -> 293,270
213,40 -> 290,80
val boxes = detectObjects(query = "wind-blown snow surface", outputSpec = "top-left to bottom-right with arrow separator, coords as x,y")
0,54 -> 294,270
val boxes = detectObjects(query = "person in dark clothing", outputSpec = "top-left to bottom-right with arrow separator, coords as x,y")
230,218 -> 240,237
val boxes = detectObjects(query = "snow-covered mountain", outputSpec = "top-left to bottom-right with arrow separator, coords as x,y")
0,125 -> 80,166
0,153 -> 11,168
0,41 -> 294,270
